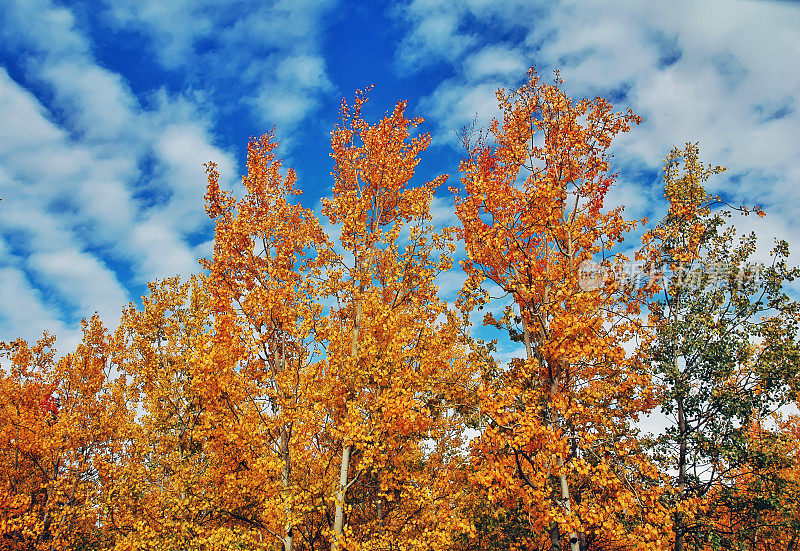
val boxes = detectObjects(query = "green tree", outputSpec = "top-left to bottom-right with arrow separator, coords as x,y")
642,143 -> 800,551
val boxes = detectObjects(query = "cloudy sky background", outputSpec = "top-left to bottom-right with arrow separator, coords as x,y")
1,0 -> 798,354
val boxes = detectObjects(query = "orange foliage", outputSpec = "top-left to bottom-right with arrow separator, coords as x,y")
453,69 -> 669,551
1,318 -> 124,550
320,90 -> 473,550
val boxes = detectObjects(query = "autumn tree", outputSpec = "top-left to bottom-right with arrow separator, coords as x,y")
103,276 -> 224,550
0,316 -> 125,550
202,133 -> 332,551
321,90 -> 472,550
198,113 -> 472,551
454,68 -> 668,551
0,334 -> 61,550
705,419 -> 800,551
641,143 -> 800,551
5,64 -> 800,551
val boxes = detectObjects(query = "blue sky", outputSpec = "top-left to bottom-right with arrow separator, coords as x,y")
1,0 -> 798,352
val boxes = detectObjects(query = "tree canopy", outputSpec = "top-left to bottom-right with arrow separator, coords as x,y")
1,67 -> 798,551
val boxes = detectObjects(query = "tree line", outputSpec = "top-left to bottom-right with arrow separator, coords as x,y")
2,68 -> 799,551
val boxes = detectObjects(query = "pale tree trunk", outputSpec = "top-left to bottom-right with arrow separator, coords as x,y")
526,313 -> 579,551
557,456 -> 580,551
549,377 -> 579,551
524,318 -> 578,551
332,444 -> 352,550
675,395 -> 687,551
332,298 -> 362,551
280,426 -> 293,551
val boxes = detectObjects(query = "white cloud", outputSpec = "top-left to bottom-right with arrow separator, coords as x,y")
429,194 -> 460,229
38,62 -> 138,142
0,269 -> 51,331
397,8 -> 473,70
394,0 -> 543,71
276,55 -> 331,91
255,90 -> 318,131
419,80 -> 504,145
102,0 -> 336,131
103,0 -> 224,68
605,174 -> 661,226
0,69 -> 63,151
0,0 -> 90,58
0,267 -> 74,347
130,215 -> 200,279
464,45 -> 526,81
153,124 -> 233,232
27,249 -> 129,321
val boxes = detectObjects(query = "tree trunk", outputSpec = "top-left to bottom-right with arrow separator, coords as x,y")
332,445 -> 351,551
280,426 -> 293,551
557,455 -> 580,551
547,371 -> 579,551
332,297 -> 362,550
37,460 -> 60,546
675,397 -> 687,551
525,316 -> 579,551
550,523 -> 561,551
